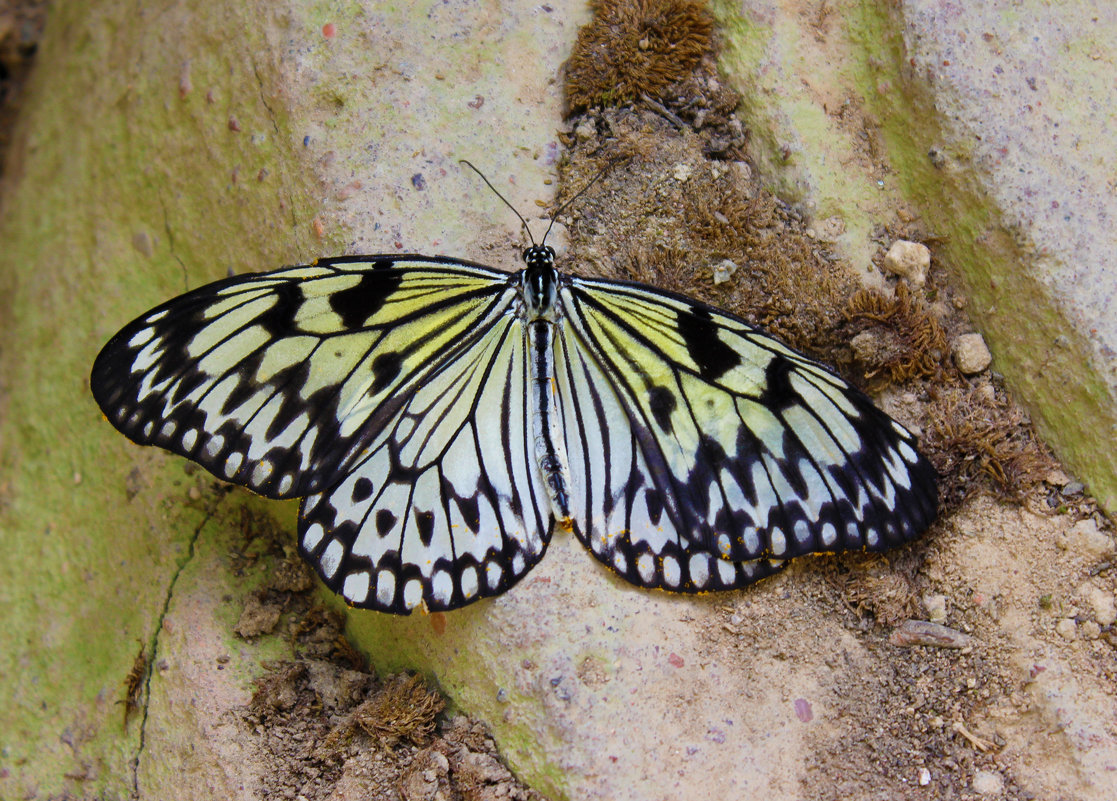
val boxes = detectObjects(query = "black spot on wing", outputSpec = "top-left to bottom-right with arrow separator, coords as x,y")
648,385 -> 677,431
351,477 -> 374,503
759,354 -> 797,409
456,494 -> 481,533
375,509 -> 397,536
415,510 -> 436,546
255,281 -> 302,336
328,269 -> 403,329
371,351 -> 402,394
676,306 -> 741,381
644,488 -> 664,526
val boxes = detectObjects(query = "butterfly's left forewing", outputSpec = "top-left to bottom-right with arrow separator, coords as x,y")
91,257 -> 515,499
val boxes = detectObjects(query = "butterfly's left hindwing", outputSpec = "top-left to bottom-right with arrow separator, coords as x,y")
91,257 -> 516,499
557,275 -> 937,569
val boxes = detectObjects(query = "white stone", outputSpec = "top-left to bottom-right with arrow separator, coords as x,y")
1069,517 -> 1115,559
1055,618 -> 1077,639
923,593 -> 948,623
712,259 -> 738,284
1079,582 -> 1117,626
972,769 -> 1004,795
882,240 -> 930,286
953,333 -> 992,375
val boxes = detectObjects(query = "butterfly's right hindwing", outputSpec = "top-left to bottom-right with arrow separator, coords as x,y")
91,257 -> 516,500
297,309 -> 555,613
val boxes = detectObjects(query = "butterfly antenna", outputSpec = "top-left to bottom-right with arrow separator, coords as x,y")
541,159 -> 619,244
459,159 -> 536,246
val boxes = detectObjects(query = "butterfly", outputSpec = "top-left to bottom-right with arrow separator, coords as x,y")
91,178 -> 937,615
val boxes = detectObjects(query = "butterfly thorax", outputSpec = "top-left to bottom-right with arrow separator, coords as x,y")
521,245 -> 559,322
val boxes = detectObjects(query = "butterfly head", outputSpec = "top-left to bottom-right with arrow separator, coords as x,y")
522,244 -> 555,270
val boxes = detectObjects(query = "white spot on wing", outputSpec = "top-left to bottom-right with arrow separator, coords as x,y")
403,579 -> 423,610
612,551 -> 627,574
636,553 -> 654,584
484,562 -> 500,591
461,566 -> 479,598
204,434 -> 225,458
770,528 -> 787,556
251,459 -> 273,487
320,539 -> 344,579
225,452 -> 243,477
343,571 -> 370,604
128,327 -> 156,348
376,570 -> 396,607
431,570 -> 453,606
662,555 -> 681,587
302,523 -> 324,551
689,554 -> 710,588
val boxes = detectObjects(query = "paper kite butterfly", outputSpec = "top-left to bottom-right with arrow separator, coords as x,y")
90,171 -> 937,614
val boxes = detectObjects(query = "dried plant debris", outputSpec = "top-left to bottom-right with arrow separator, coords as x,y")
565,0 -> 713,113
119,640 -> 149,728
922,383 -> 1057,509
243,660 -> 545,801
351,673 -> 446,748
846,282 -> 948,387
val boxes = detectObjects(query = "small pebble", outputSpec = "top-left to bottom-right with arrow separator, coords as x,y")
1045,468 -> 1071,487
1080,620 -> 1101,640
574,119 -> 595,142
882,240 -> 930,286
918,767 -> 931,786
712,259 -> 738,284
1055,618 -> 1077,640
972,769 -> 1004,795
1080,583 -> 1116,626
953,332 -> 992,374
923,593 -> 948,623
672,163 -> 692,182
889,620 -> 972,648
1069,518 -> 1115,559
